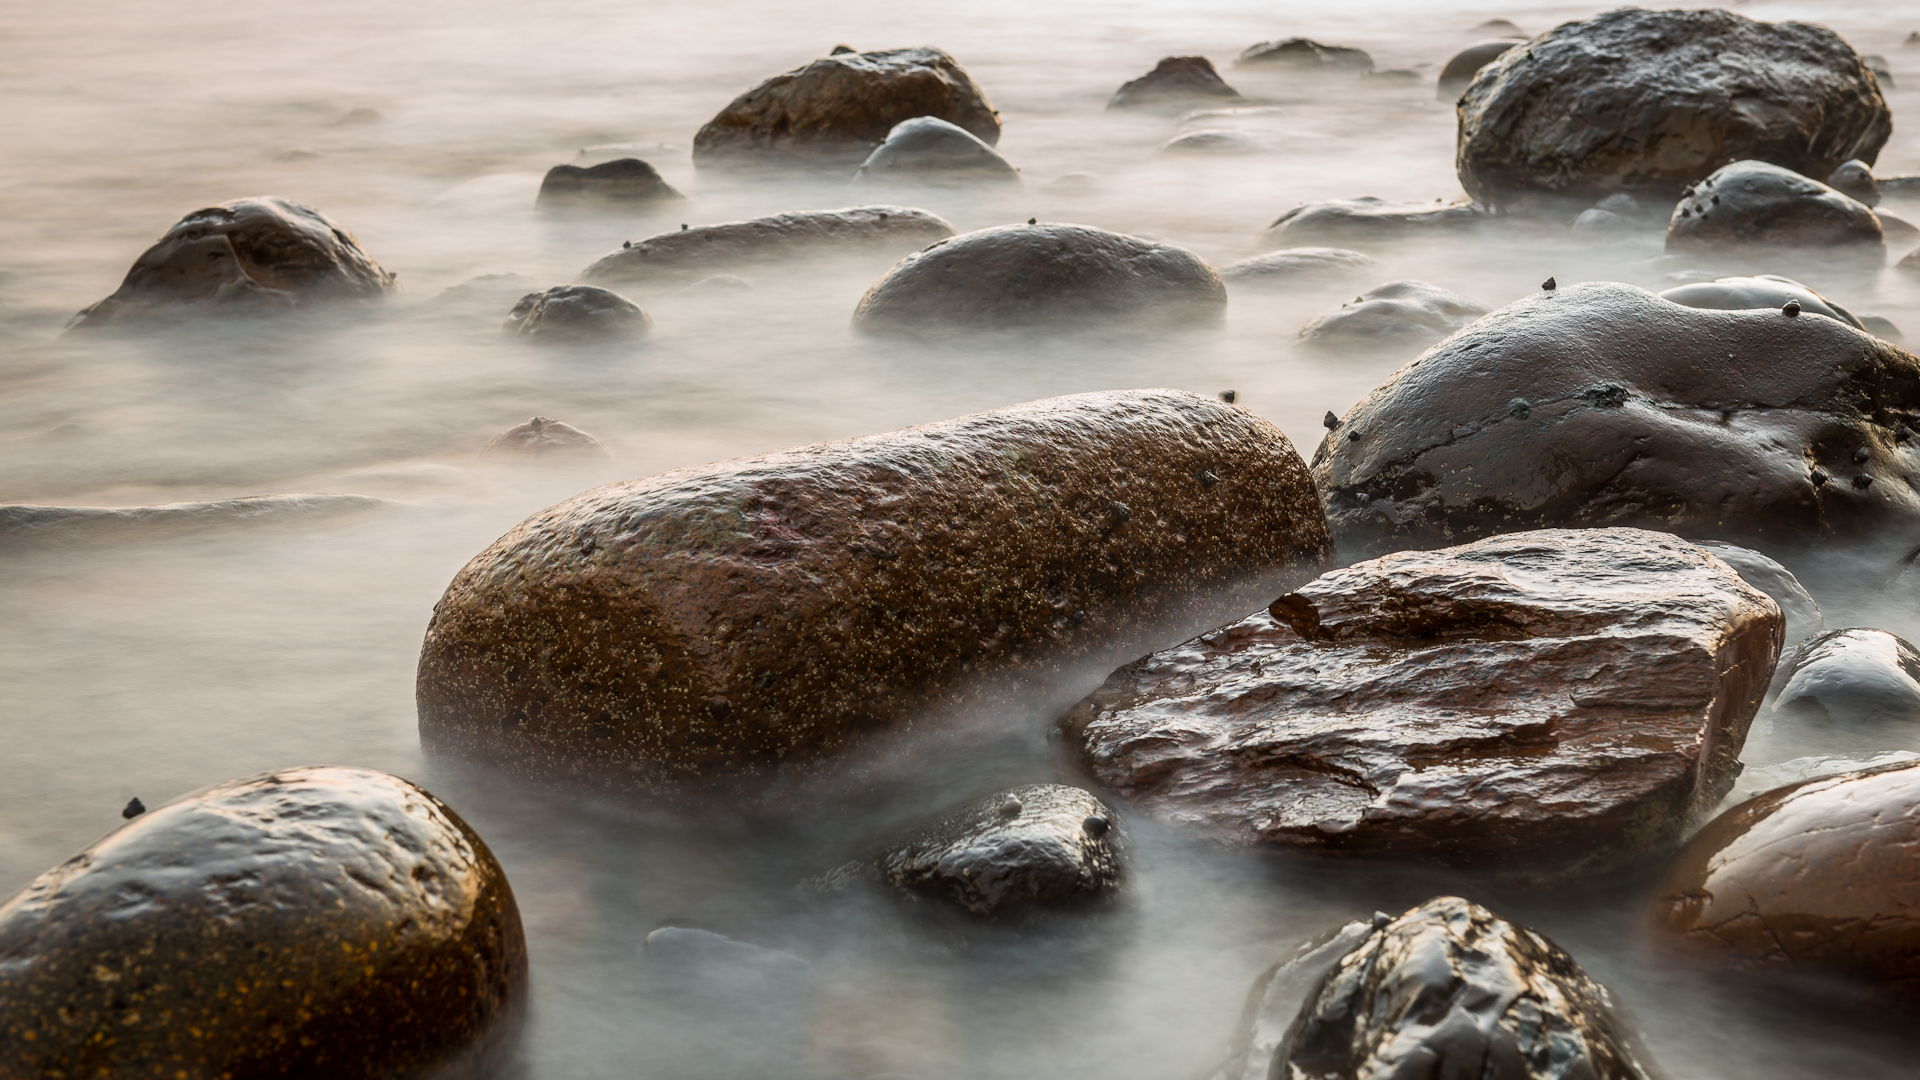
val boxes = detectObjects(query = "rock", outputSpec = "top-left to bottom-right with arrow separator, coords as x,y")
692,47 -> 1000,170
416,390 -> 1333,795
850,115 -> 1019,187
1690,541 -> 1824,648
1471,19 -> 1525,37
1666,160 -> 1884,256
1204,916 -> 1382,1080
1658,274 -> 1863,328
1233,39 -> 1373,74
578,206 -> 955,290
1651,758 -> 1920,998
0,494 -> 390,548
1828,159 -> 1881,207
1437,39 -> 1519,100
1277,898 -> 1657,1080
872,784 -> 1123,917
1157,129 -> 1268,156
1774,628 -> 1920,726
1879,211 -> 1920,248
1261,198 -> 1486,247
1725,750 -> 1920,805
1044,172 -> 1100,196
1881,175 -> 1920,196
1867,54 -> 1896,90
67,196 -> 396,329
1862,314 -> 1905,340
1457,9 -> 1891,208
1216,247 -> 1373,287
1572,208 -> 1632,234
1312,281 -> 1920,563
1297,280 -> 1489,348
675,273 -> 753,294
480,416 -> 611,459
1107,56 -> 1244,111
1063,528 -> 1779,880
851,223 -> 1226,334
536,158 -> 685,206
503,284 -> 651,341
0,766 -> 527,1078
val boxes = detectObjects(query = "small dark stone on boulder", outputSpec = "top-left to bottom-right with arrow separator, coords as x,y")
1666,160 -> 1884,256
537,158 -> 685,206
504,284 -> 650,341
119,797 -> 144,819
1108,56 -> 1244,111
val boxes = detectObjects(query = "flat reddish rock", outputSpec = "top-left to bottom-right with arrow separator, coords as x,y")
1651,759 -> 1920,997
1063,528 -> 1781,880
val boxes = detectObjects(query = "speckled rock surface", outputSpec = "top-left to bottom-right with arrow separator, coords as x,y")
1260,198 -> 1486,247
480,416 -> 611,459
1062,528 -> 1781,880
851,224 -> 1226,333
578,206 -> 955,290
1216,247 -> 1373,287
1651,758 -> 1920,998
536,158 -> 684,206
1437,40 -> 1520,100
850,116 -> 1019,187
1278,897 -> 1656,1080
874,784 -> 1123,916
1107,56 -> 1244,111
1312,281 -> 1920,563
1658,274 -> 1863,329
1457,9 -> 1890,208
0,766 -> 527,1079
692,47 -> 999,169
1666,160 -> 1884,255
1297,280 -> 1489,348
1775,628 -> 1920,724
0,494 -> 391,548
503,285 -> 651,341
68,196 -> 396,329
1234,38 -> 1372,74
417,389 -> 1333,795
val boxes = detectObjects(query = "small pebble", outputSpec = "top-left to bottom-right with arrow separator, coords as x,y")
1347,429 -> 1363,441
1898,425 -> 1914,442
1027,217 -> 1037,225
121,797 -> 145,819
1783,299 -> 1802,317
1323,410 -> 1341,431
1082,815 -> 1110,837
1541,276 -> 1556,291
1855,473 -> 1875,489
1508,398 -> 1530,419
999,796 -> 1023,818
1812,467 -> 1830,487
1855,446 -> 1871,463
680,223 -> 688,231
1219,389 -> 1237,403
622,240 -> 632,249
1110,501 -> 1131,524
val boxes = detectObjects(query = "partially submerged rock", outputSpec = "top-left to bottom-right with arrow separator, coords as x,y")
692,47 -> 999,170
1157,129 -> 1268,156
417,390 -> 1333,795
1658,274 -> 1863,329
480,416 -> 611,459
1298,280 -> 1489,348
1829,159 -> 1881,207
1437,40 -> 1519,100
537,158 -> 684,206
1261,198 -> 1485,247
1216,247 -> 1373,287
850,115 -> 1019,187
1233,38 -> 1372,74
578,206 -> 955,290
0,766 -> 527,1078
1313,281 -> 1920,563
68,196 -> 396,329
851,223 -> 1226,334
1691,541 -> 1824,648
0,494 -> 390,548
1666,160 -> 1884,256
1108,56 -> 1244,111
1775,628 -> 1920,725
503,284 -> 651,341
869,784 -> 1124,917
1063,528 -> 1780,880
1457,9 -> 1891,208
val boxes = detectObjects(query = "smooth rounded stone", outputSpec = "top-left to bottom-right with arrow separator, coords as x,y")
1725,750 -> 1920,805
1867,54 -> 1897,90
1879,211 -> 1920,248
850,115 -> 1019,187
578,206 -> 955,290
1658,274 -> 1863,329
0,766 -> 527,1079
1297,280 -> 1490,348
0,494 -> 390,548
1233,38 -> 1373,74
1216,247 -> 1373,288
1156,129 -> 1269,156
1457,9 -> 1891,208
1107,56 -> 1245,111
1472,18 -> 1525,37
851,223 -> 1226,334
1666,160 -> 1884,256
1261,197 -> 1487,247
480,416 -> 611,459
536,158 -> 684,207
675,273 -> 753,294
1572,208 -> 1632,234
1277,898 -> 1657,1080
1863,313 -> 1905,340
503,284 -> 651,341
1651,758 -> 1920,997
872,784 -> 1124,917
67,196 -> 396,329
1774,628 -> 1920,726
1437,39 -> 1519,100
417,390 -> 1334,795
1062,528 -> 1781,880
1313,281 -> 1920,563
692,47 -> 1000,170
1690,541 -> 1824,648
1828,158 -> 1881,207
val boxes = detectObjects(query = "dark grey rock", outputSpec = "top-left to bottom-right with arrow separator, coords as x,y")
537,159 -> 685,206
1108,56 -> 1244,111
1261,198 -> 1486,247
1217,247 -> 1373,287
1437,39 -> 1519,100
1234,38 -> 1372,74
1658,274 -> 1862,329
875,784 -> 1124,917
480,416 -> 610,459
1776,628 -> 1920,725
1667,160 -> 1883,256
1298,280 -> 1488,348
504,284 -> 650,341
1828,159 -> 1881,207
578,206 -> 956,289
850,115 -> 1019,187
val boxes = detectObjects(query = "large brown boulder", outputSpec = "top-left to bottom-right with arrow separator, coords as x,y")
1666,160 -> 1884,255
417,390 -> 1333,796
1457,9 -> 1891,208
692,47 -> 999,170
67,196 -> 396,329
1313,281 -> 1920,564
577,206 -> 955,290
1651,758 -> 1920,998
1062,528 -> 1781,881
0,766 -> 527,1079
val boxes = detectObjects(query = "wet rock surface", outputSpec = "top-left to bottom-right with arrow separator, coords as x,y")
1658,274 -> 1863,329
1107,56 -> 1244,111
870,784 -> 1123,917
1298,279 -> 1489,348
1437,39 -> 1519,100
68,196 -> 397,329
1234,38 -> 1372,74
1216,246 -> 1373,287
0,766 -> 527,1079
1457,9 -> 1891,208
1775,628 -> 1920,725
1652,758 -> 1920,998
692,47 -> 999,169
1062,528 -> 1781,879
1313,281 -> 1920,563
417,389 -> 1333,795
1277,897 -> 1656,1080
850,115 -> 1019,187
1261,198 -> 1485,247
1666,160 -> 1884,256
1691,541 -> 1824,648
851,223 -> 1226,333
536,158 -> 685,206
503,284 -> 651,341
0,493 -> 391,547
480,416 -> 611,459
578,205 -> 955,290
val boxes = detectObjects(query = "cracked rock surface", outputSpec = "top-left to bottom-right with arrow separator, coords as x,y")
1651,758 -> 1920,998
578,206 -> 955,290
1313,281 -> 1920,564
1062,528 -> 1781,880
872,783 -> 1124,917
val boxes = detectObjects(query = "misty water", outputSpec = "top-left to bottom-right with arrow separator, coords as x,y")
7,0 -> 1920,1076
